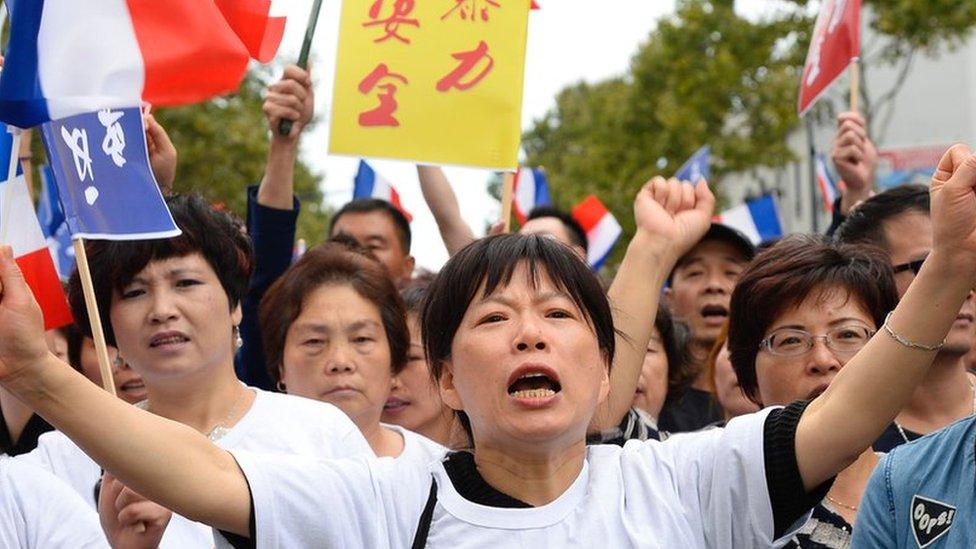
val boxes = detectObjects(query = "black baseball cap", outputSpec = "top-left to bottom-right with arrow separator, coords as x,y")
667,223 -> 756,283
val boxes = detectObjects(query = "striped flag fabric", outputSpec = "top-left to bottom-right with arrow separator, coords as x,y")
512,167 -> 552,225
815,153 -> 840,213
37,164 -> 75,279
354,160 -> 413,222
0,0 -> 285,128
715,195 -> 783,246
571,195 -> 622,270
2,173 -> 72,330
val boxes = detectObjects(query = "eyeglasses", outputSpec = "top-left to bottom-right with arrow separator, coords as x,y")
759,325 -> 876,357
892,254 -> 927,276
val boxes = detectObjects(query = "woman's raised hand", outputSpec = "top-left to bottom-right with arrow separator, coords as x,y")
930,144 -> 976,285
633,177 -> 714,263
0,245 -> 50,380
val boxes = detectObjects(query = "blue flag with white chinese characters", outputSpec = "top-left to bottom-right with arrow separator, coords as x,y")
40,107 -> 180,240
674,146 -> 710,184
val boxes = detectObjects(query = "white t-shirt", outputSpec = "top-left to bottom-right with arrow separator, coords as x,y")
0,458 -> 106,548
383,423 -> 448,466
222,408 -> 802,548
18,388 -> 372,548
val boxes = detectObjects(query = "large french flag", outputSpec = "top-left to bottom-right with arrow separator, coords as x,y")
512,167 -> 552,225
0,0 -> 285,128
354,160 -> 413,222
815,153 -> 840,213
2,173 -> 72,330
572,195 -> 622,270
716,195 -> 783,245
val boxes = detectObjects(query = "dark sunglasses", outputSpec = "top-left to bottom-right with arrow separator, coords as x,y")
892,255 -> 927,276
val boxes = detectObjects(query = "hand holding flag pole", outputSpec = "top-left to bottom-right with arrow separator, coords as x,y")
279,0 -> 323,136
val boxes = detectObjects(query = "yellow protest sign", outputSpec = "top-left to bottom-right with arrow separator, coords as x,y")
329,0 -> 531,169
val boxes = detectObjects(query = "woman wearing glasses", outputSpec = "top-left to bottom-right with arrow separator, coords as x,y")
728,234 -> 899,548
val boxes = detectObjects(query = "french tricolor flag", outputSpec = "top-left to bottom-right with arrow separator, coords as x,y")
0,0 -> 284,128
815,153 -> 840,213
354,160 -> 413,222
715,195 -> 783,246
513,167 -> 552,225
572,195 -> 622,270
2,173 -> 72,330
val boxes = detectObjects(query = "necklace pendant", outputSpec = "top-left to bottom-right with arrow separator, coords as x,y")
208,425 -> 230,442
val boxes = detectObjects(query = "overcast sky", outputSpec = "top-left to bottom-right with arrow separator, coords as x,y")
273,0 -> 787,270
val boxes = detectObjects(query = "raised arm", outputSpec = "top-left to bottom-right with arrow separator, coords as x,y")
417,165 -> 477,255
591,178 -> 713,432
0,250 -> 252,535
796,144 -> 976,489
258,64 -> 314,210
830,111 -> 876,216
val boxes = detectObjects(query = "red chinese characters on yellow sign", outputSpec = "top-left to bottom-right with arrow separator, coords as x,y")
331,0 -> 531,169
363,0 -> 419,44
441,0 -> 501,22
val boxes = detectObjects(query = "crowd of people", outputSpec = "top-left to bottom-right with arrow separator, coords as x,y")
0,64 -> 975,549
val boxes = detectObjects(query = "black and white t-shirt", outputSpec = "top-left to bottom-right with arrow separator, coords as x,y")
0,459 -> 106,548
220,403 -> 824,548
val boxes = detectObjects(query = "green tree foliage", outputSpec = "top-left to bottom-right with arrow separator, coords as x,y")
523,0 -> 976,267
523,0 -> 807,265
154,67 -> 330,243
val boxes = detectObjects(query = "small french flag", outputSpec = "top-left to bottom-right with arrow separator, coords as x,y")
512,167 -> 552,225
814,153 -> 839,213
572,195 -> 622,270
715,195 -> 783,246
2,173 -> 72,330
354,160 -> 413,222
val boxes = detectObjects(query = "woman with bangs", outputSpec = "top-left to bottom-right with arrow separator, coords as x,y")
2,148 -> 976,547
16,195 -> 370,547
259,240 -> 448,462
727,235 -> 899,547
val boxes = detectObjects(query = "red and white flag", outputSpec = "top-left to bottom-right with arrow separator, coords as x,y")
2,174 -> 72,330
571,195 -> 621,270
797,0 -> 861,115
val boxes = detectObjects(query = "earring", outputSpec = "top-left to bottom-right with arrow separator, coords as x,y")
233,326 -> 243,350
276,381 -> 287,392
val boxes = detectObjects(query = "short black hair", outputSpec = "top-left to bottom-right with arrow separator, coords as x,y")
67,195 -> 253,346
834,185 -> 930,250
655,306 -> 694,397
526,206 -> 589,252
422,234 -> 615,443
329,198 -> 412,253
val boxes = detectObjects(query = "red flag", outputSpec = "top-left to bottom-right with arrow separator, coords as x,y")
797,0 -> 861,115
215,0 -> 287,63
531,1 -> 541,9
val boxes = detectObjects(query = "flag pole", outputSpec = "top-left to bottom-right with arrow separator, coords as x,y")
850,58 -> 860,113
500,171 -> 515,232
72,238 -> 117,396
279,0 -> 324,136
0,128 -> 22,244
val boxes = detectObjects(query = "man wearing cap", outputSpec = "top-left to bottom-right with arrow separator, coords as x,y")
658,224 -> 755,433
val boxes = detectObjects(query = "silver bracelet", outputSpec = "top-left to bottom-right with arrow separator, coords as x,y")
881,312 -> 945,351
